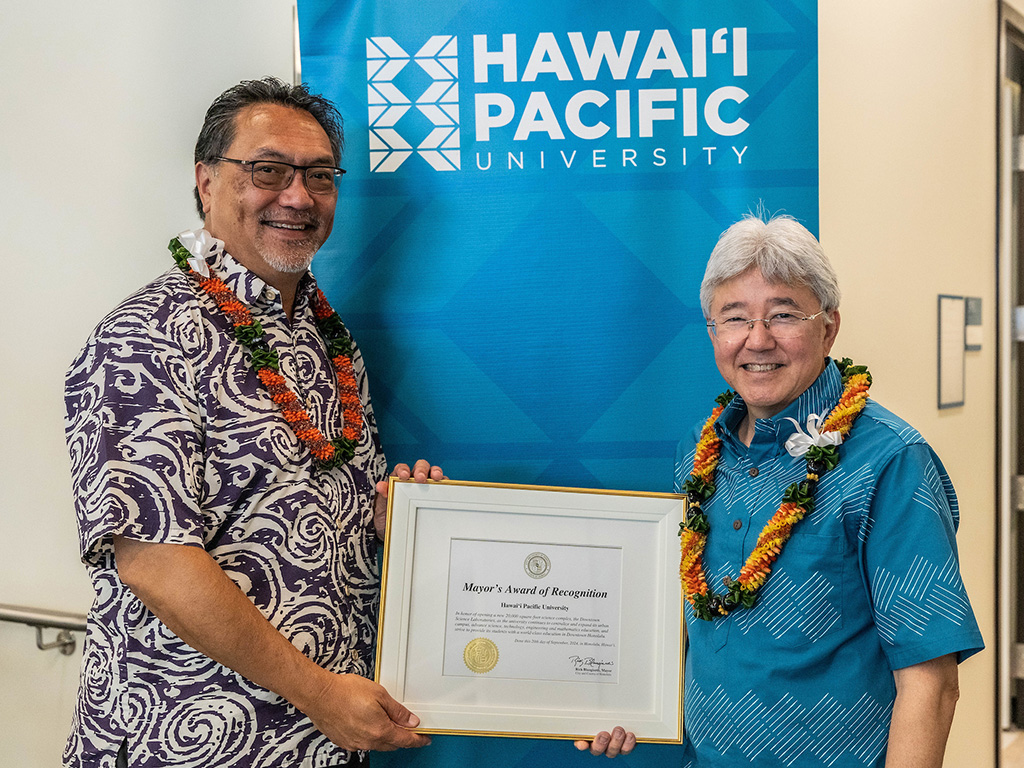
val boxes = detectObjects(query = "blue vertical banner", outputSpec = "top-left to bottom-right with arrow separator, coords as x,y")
299,1 -> 816,764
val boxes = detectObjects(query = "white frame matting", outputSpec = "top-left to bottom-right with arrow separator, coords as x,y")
375,479 -> 685,742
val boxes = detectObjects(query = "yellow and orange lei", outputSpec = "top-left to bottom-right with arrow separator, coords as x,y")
679,358 -> 871,620
170,238 -> 363,469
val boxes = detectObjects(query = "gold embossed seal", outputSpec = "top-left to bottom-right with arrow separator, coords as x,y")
463,637 -> 499,674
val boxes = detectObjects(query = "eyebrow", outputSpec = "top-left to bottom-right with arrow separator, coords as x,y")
716,296 -> 803,314
247,147 -> 337,166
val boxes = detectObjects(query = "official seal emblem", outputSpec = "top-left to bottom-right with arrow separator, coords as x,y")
524,551 -> 551,579
463,637 -> 499,673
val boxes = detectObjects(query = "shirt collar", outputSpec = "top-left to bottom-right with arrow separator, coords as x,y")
205,247 -> 316,310
715,357 -> 844,450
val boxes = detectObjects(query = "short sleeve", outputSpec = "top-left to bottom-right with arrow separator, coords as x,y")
65,297 -> 208,565
861,444 -> 984,669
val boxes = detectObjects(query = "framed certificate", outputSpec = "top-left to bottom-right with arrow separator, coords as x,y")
375,479 -> 685,742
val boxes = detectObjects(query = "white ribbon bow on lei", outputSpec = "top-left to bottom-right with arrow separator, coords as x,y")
175,228 -> 224,278
783,413 -> 843,458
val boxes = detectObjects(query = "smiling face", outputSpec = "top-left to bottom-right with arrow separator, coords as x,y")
709,267 -> 840,422
195,103 -> 337,283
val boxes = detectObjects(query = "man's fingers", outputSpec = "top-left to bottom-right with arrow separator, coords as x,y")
412,459 -> 431,481
604,726 -> 633,757
574,727 -> 635,758
622,731 -> 637,754
374,723 -> 431,751
379,689 -> 418,728
390,460 -> 443,483
377,690 -> 431,749
396,728 -> 432,749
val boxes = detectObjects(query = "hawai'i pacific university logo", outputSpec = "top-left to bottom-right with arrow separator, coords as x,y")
366,36 -> 460,172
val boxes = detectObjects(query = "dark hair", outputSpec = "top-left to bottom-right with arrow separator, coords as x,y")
192,77 -> 344,219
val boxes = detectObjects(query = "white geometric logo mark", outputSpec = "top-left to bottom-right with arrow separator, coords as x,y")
366,35 -> 460,172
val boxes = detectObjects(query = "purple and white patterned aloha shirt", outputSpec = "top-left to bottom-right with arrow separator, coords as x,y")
63,237 -> 387,768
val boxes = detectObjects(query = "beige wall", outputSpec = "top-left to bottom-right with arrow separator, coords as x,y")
821,2 -> 998,765
0,1 -> 296,763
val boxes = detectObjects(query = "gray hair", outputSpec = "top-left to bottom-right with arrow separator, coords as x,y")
192,77 -> 344,219
699,213 -> 841,318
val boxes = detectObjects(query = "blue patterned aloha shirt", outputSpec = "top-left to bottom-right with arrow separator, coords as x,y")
674,359 -> 983,768
64,238 -> 386,768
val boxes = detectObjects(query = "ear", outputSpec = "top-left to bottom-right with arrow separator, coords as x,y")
195,162 -> 215,216
822,309 -> 841,356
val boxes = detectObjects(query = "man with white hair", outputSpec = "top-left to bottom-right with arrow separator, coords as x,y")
582,213 -> 983,766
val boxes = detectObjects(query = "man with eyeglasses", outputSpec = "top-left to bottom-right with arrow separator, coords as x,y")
64,78 -> 440,768
677,214 -> 983,767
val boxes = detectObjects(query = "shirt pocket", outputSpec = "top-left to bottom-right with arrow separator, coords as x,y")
767,532 -> 845,647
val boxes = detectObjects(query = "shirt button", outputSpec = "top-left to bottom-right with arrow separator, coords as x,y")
733,519 -> 742,530
748,467 -> 759,477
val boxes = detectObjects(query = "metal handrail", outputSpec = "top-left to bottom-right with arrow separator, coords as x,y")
0,603 -> 87,631
0,603 -> 87,655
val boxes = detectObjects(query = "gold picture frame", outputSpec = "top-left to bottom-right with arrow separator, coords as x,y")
376,479 -> 686,742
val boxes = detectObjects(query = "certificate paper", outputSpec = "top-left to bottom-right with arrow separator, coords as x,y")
443,539 -> 622,683
376,480 -> 685,742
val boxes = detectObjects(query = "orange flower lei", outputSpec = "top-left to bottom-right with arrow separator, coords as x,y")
679,358 -> 871,620
169,238 -> 363,469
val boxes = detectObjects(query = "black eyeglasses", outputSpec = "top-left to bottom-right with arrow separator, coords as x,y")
215,156 -> 345,194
